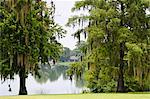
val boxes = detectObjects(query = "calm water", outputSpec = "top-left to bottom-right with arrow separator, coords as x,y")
0,64 -> 86,96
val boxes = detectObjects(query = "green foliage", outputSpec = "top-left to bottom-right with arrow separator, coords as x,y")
67,62 -> 85,80
125,77 -> 142,92
67,0 -> 150,93
0,0 -> 66,80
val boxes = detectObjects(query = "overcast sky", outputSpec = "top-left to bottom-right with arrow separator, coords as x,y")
45,0 -> 82,50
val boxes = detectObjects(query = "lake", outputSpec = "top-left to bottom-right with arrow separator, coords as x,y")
0,64 -> 86,96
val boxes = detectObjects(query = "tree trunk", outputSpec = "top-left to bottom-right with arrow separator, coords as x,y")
117,42 -> 125,92
19,66 -> 27,95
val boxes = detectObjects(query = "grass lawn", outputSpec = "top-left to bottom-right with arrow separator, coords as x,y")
0,93 -> 150,99
57,62 -> 73,66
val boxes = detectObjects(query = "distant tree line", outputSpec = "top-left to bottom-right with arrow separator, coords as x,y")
60,41 -> 85,62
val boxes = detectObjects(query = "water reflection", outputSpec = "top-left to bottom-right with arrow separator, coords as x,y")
0,64 -> 86,96
75,78 -> 85,88
34,64 -> 69,84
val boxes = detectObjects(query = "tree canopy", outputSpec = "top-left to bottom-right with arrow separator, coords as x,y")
67,0 -> 150,92
0,0 -> 66,95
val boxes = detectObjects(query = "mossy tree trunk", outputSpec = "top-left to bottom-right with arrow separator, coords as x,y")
19,66 -> 27,95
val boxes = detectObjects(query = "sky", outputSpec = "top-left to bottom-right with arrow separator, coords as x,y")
45,0 -> 83,50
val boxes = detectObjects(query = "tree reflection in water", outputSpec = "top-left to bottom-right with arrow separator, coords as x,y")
34,64 -> 85,88
0,64 -> 86,95
34,64 -> 68,84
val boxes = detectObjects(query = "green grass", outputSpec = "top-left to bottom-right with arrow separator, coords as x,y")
57,62 -> 73,66
0,93 -> 150,99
